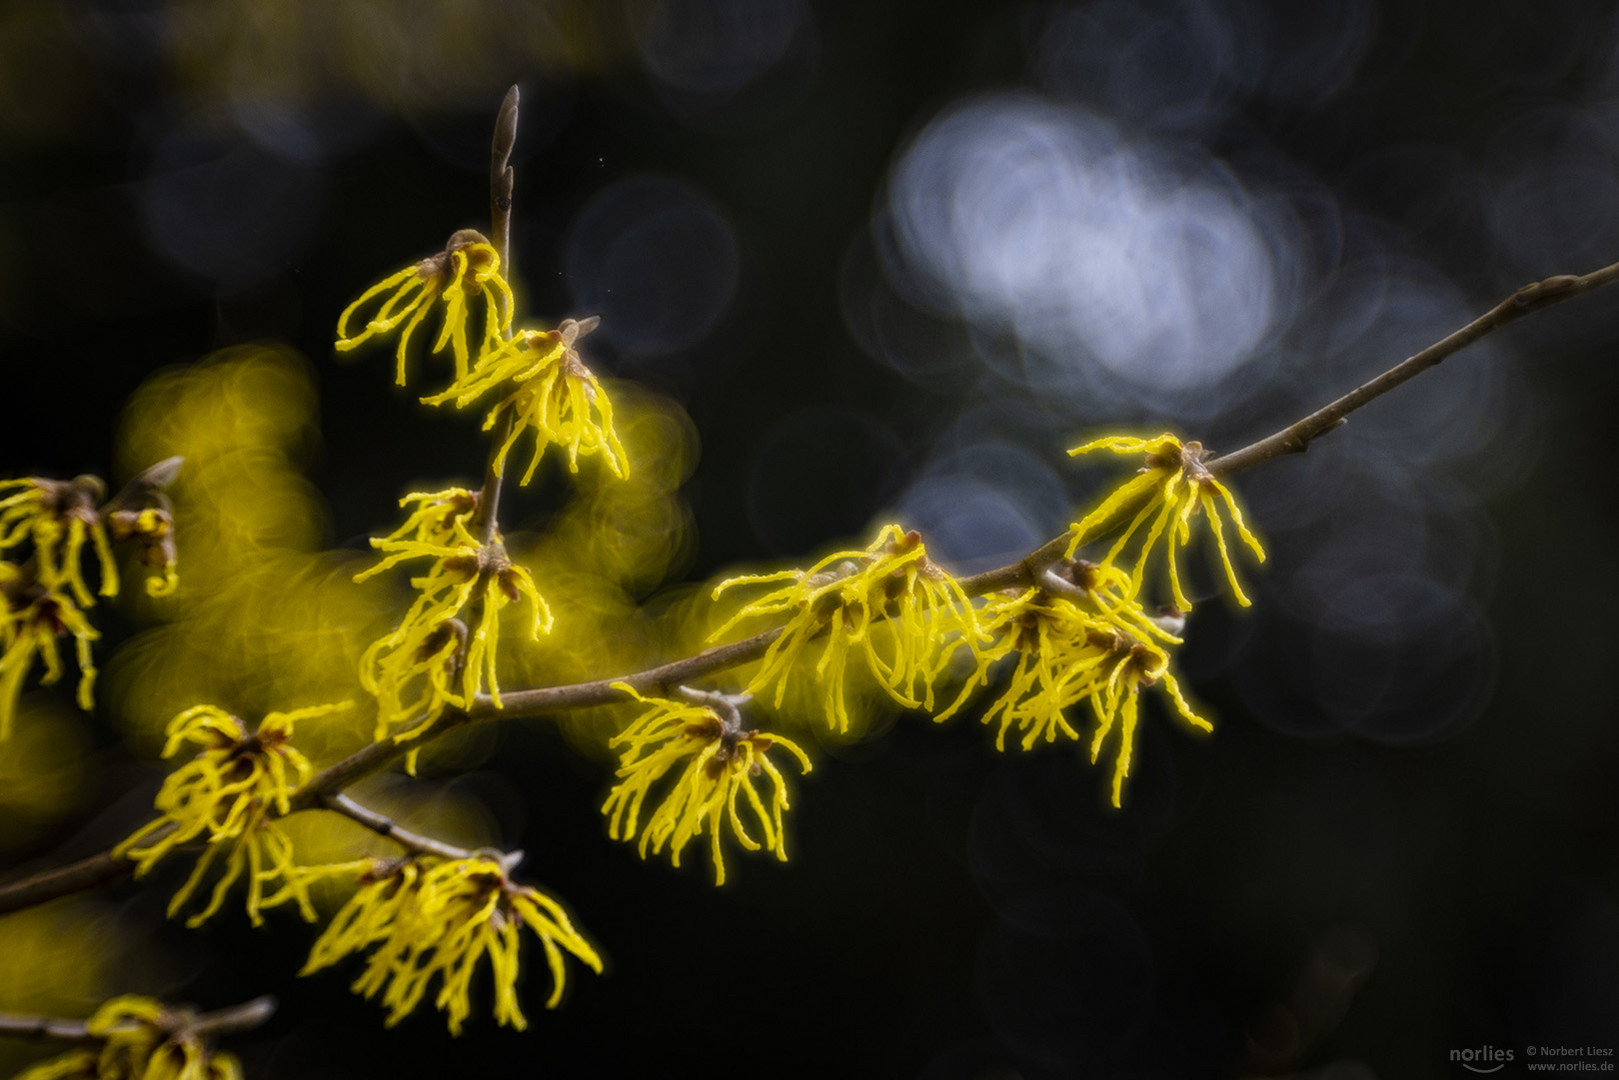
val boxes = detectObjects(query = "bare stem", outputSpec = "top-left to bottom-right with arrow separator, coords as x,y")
490,85 -> 518,277
472,84 -> 521,547
321,793 -> 483,862
1206,262 -> 1619,477
0,995 -> 276,1043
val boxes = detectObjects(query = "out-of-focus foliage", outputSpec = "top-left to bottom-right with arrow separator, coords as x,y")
162,0 -> 634,118
0,698 -> 91,850
0,901 -> 154,1078
107,347 -> 381,762
0,0 -> 642,154
0,4 -> 92,147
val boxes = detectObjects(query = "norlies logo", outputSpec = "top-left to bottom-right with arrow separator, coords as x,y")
1452,1046 -> 1516,1073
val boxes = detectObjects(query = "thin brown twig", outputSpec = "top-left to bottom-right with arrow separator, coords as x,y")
321,792 -> 486,863
1205,263 -> 1619,477
473,84 -> 521,548
0,995 -> 276,1043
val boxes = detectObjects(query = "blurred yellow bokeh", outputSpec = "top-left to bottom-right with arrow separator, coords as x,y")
504,382 -> 700,752
108,346 -> 382,764
0,899 -> 160,1078
0,697 -> 91,851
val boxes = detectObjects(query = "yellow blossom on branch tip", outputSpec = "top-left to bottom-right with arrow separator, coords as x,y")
454,318 -> 628,483
0,585 -> 99,741
1066,433 -> 1266,608
15,996 -> 244,1080
711,525 -> 986,733
601,683 -> 812,885
301,856 -> 601,1035
116,702 -> 350,927
335,230 -> 514,387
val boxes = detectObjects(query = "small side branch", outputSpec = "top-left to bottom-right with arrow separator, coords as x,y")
472,84 -> 523,548
322,793 -> 484,863
1206,261 -> 1619,477
956,535 -> 1073,596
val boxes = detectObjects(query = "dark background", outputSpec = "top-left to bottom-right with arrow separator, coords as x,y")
2,1 -> 1617,1077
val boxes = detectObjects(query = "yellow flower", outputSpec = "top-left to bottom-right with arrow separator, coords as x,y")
421,318 -> 572,408
301,855 -> 602,1035
0,581 -> 99,741
601,684 -> 812,885
356,491 -> 551,741
15,996 -> 243,1080
1066,433 -> 1266,608
711,525 -> 984,732
106,506 -> 180,598
432,318 -> 627,483
335,230 -> 515,387
0,476 -> 118,607
951,577 -> 1208,807
367,486 -> 481,550
1085,628 -> 1209,808
116,702 -> 349,927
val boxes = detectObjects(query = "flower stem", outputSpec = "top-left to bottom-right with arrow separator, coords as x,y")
472,84 -> 521,548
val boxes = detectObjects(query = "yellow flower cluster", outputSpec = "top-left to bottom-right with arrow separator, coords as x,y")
302,855 -> 602,1035
711,525 -> 984,733
939,432 -> 1267,805
336,237 -> 626,487
0,473 -> 180,740
948,568 -> 1208,807
601,684 -> 812,884
14,996 -> 241,1080
356,489 -> 551,744
450,322 -> 629,483
693,433 -> 1264,806
117,702 -> 349,927
1066,433 -> 1265,607
336,229 -> 514,386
